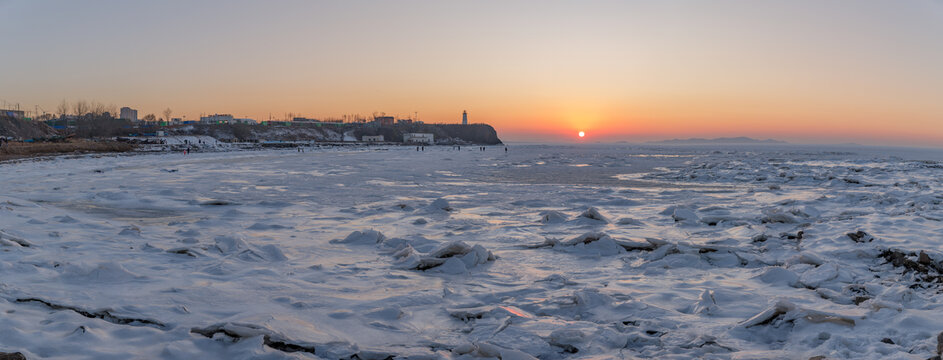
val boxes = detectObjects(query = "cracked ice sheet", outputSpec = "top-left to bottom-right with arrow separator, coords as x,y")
1,144 -> 943,359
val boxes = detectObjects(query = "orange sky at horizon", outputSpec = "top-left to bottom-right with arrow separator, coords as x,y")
2,1 -> 942,146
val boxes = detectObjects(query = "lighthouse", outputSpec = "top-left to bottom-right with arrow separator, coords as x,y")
462,110 -> 467,125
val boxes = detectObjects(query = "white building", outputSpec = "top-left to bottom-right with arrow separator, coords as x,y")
462,110 -> 467,125
362,135 -> 384,142
119,107 -> 138,122
404,133 -> 434,144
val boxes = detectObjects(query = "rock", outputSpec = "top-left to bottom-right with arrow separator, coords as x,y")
847,231 -> 873,243
937,331 -> 943,355
880,337 -> 894,345
199,200 -> 233,206
0,353 -> 26,360
880,249 -> 943,274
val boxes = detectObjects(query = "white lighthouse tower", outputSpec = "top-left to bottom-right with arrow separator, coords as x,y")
462,110 -> 467,125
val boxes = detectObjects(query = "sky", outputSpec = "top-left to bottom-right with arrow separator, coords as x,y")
1,0 -> 942,145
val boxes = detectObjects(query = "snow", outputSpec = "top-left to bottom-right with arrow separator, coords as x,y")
2,144 -> 943,359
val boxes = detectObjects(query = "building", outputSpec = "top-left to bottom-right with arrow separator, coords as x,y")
462,110 -> 467,125
0,109 -> 25,119
200,114 -> 234,124
397,119 -> 413,125
119,107 -> 138,122
362,135 -> 384,142
232,118 -> 257,125
374,116 -> 394,126
404,133 -> 434,144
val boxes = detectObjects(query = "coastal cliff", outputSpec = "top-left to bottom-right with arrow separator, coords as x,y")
174,123 -> 502,145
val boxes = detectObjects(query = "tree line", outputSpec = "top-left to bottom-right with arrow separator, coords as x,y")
52,99 -> 172,124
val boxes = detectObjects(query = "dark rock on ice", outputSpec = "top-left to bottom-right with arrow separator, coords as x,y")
190,323 -> 318,355
166,247 -> 201,257
937,331 -> 943,356
0,353 -> 26,360
919,251 -> 933,265
881,249 -> 943,275
16,298 -> 165,328
847,231 -> 873,243
780,231 -> 804,240
198,199 -> 234,206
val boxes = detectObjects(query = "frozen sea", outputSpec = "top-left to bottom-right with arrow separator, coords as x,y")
2,143 -> 943,359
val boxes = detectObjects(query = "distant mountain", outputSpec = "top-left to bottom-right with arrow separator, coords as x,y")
648,137 -> 787,145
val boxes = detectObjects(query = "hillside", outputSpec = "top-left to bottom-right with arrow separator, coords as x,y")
168,123 -> 502,145
355,123 -> 502,145
0,116 -> 58,139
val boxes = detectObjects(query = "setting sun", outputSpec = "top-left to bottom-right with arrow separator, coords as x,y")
578,131 -> 585,138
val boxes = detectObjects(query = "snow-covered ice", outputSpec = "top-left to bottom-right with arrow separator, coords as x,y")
3,144 -> 943,359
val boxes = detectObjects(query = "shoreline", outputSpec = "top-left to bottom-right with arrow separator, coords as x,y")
0,141 -> 506,165
0,140 -> 134,163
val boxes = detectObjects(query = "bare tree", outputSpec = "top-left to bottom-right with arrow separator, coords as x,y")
142,113 -> 157,123
90,101 -> 107,116
57,99 -> 70,117
73,100 -> 89,117
163,108 -> 172,123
